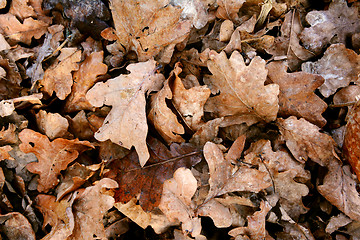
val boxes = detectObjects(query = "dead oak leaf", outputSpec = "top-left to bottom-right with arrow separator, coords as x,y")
110,0 -> 192,62
0,13 -> 48,45
104,137 -> 201,211
0,212 -> 36,240
19,129 -> 94,192
215,0 -> 246,23
40,48 -> 81,100
0,145 -> 13,161
36,110 -> 70,140
204,50 -> 279,126
300,0 -> 360,54
86,59 -> 164,167
267,61 -> 327,127
64,51 -> 108,113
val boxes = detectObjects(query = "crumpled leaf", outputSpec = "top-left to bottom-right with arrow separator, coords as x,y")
68,178 -> 118,240
159,167 -> 202,237
0,212 -> 36,240
204,50 -> 279,126
19,129 -> 94,192
267,61 -> 327,127
215,0 -> 246,23
301,44 -> 360,98
36,110 -> 69,140
267,10 -> 315,71
110,0 -> 192,62
104,137 -> 201,211
40,48 -> 82,100
86,59 -> 164,167
0,13 -> 49,45
64,51 -> 108,113
148,75 -> 185,144
277,117 -> 337,166
300,0 -> 360,54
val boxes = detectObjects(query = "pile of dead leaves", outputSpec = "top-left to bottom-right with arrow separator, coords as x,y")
1,0 -> 360,239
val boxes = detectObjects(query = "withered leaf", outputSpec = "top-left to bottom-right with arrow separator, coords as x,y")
300,0 -> 360,54
267,61 -> 327,127
0,145 -> 13,161
40,48 -> 82,100
0,212 -> 36,240
302,44 -> 360,98
36,110 -> 69,140
215,0 -> 246,22
86,59 -> 164,167
64,51 -> 108,113
204,50 -> 279,126
19,129 -> 94,192
104,137 -> 201,211
0,124 -> 17,145
110,0 -> 192,62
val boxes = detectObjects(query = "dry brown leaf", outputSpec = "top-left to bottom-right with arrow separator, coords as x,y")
301,44 -> 360,98
40,48 -> 81,100
277,117 -> 337,166
333,85 -> 360,107
325,213 -> 352,234
0,93 -> 43,117
9,0 -> 37,20
215,0 -> 246,22
86,59 -> 164,167
0,145 -> 13,161
66,111 -> 94,140
36,110 -> 69,140
267,10 -> 315,71
159,167 -> 202,237
171,63 -> 211,131
19,129 -> 94,192
204,50 -> 279,126
0,13 -> 49,45
219,20 -> 234,42
0,124 -> 17,145
68,178 -> 118,240
64,51 -> 108,113
267,61 -> 327,127
189,118 -> 223,147
110,0 -> 192,62
148,77 -> 185,144
0,212 -> 36,240
300,0 -> 360,54
170,0 -> 211,29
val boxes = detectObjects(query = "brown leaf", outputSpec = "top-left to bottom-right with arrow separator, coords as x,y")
36,110 -> 69,140
277,117 -> 337,166
0,212 -> 36,240
0,13 -> 49,45
325,213 -> 352,234
189,118 -> 223,147
204,50 -> 279,126
0,124 -> 17,145
19,129 -> 94,192
0,145 -> 14,161
171,0 -> 211,29
64,51 -> 108,113
148,78 -> 185,144
68,178 -> 118,240
333,85 -> 360,107
267,61 -> 327,127
215,0 -> 246,22
301,44 -> 360,98
86,59 -> 165,167
66,110 -> 94,140
40,48 -> 81,100
104,137 -> 201,211
300,0 -> 360,54
110,0 -> 192,62
267,10 -> 314,71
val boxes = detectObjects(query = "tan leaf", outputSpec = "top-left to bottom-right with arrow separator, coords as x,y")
197,198 -> 233,228
68,178 -> 118,240
64,51 -> 108,113
0,124 -> 17,145
86,59 -> 165,167
204,50 -> 279,126
171,63 -> 211,131
267,10 -> 314,71
267,61 -> 327,127
215,0 -> 246,22
300,0 -> 360,54
301,44 -> 360,98
277,117 -> 337,166
0,13 -> 48,45
159,167 -> 202,237
36,110 -> 69,140
219,20 -> 234,42
170,0 -> 211,29
148,78 -> 185,144
0,212 -> 36,240
19,129 -> 94,192
325,213 -> 352,234
333,85 -> 360,107
0,93 -> 43,117
40,48 -> 81,100
189,118 -> 223,147
110,0 -> 191,62
0,145 -> 14,161
66,110 -> 94,140
9,0 -> 36,20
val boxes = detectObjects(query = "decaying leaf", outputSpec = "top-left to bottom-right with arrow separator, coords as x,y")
267,61 -> 327,127
204,50 -> 279,126
110,0 -> 192,61
64,51 -> 108,113
300,0 -> 360,54
170,0 -> 211,29
0,93 -> 43,117
36,110 -> 69,140
302,44 -> 360,98
0,145 -> 13,161
104,137 -> 201,211
40,48 -> 82,100
86,59 -> 164,167
0,212 -> 36,240
215,0 -> 245,22
19,129 -> 94,192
